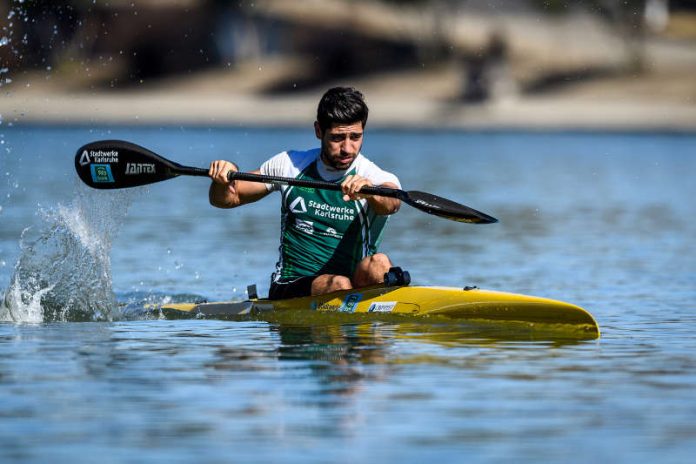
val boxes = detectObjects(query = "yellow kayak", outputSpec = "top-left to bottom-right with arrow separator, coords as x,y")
157,285 -> 600,339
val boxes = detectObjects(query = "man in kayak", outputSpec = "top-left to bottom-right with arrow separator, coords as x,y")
208,87 -> 401,299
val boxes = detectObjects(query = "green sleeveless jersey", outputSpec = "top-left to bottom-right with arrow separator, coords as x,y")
259,149 -> 400,283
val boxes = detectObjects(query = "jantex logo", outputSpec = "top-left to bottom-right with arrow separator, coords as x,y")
125,163 -> 156,175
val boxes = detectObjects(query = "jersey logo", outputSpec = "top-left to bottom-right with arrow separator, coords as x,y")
295,219 -> 313,234
289,197 -> 307,214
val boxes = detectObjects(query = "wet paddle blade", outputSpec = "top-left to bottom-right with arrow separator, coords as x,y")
75,140 -> 188,189
403,191 -> 498,224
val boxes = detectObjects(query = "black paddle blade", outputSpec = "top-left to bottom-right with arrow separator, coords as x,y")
403,191 -> 498,224
75,140 -> 183,189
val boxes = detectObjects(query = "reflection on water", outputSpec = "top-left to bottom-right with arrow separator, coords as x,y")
0,309 -> 693,462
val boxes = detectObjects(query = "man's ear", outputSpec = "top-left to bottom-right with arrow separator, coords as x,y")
314,121 -> 322,139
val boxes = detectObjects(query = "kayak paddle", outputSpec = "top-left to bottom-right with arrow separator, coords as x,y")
75,140 -> 498,224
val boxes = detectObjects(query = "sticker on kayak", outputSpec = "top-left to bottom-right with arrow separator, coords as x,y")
339,293 -> 362,313
90,164 -> 115,183
367,302 -> 397,313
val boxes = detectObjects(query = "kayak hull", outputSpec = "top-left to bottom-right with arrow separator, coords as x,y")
158,286 -> 600,339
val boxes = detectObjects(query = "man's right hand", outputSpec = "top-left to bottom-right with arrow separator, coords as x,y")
209,160 -> 238,186
208,162 -> 269,209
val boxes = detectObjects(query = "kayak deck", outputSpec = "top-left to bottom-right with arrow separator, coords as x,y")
157,286 -> 600,339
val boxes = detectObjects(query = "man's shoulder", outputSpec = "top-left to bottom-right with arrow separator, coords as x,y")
286,148 -> 320,166
354,153 -> 401,187
261,148 -> 319,179
267,148 -> 318,168
353,152 -> 377,168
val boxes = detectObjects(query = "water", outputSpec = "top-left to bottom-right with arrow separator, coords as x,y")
0,126 -> 694,462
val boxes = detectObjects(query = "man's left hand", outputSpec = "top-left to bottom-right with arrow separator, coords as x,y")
341,175 -> 373,201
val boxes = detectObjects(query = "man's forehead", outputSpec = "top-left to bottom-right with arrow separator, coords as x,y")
328,122 -> 363,133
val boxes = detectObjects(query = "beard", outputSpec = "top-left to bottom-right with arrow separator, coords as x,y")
320,144 -> 358,171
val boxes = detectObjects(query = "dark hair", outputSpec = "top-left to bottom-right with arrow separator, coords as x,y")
316,87 -> 369,131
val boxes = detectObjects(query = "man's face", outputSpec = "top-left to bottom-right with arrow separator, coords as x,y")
315,121 -> 364,170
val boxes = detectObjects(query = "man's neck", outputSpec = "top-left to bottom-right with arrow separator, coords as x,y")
319,151 -> 343,172
317,150 -> 351,181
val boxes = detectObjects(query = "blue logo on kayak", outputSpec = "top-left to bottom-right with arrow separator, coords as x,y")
91,164 -> 115,183
339,293 -> 362,313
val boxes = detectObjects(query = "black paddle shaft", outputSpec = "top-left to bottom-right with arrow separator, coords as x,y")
228,171 -> 401,198
74,140 -> 497,224
228,171 -> 497,224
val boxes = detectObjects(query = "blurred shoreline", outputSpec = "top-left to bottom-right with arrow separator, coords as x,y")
3,71 -> 695,132
1,0 -> 695,132
4,62 -> 695,133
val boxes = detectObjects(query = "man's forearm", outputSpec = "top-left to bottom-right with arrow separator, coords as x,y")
209,182 -> 240,208
368,187 -> 401,215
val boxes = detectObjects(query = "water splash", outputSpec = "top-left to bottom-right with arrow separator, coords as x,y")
1,185 -> 136,322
